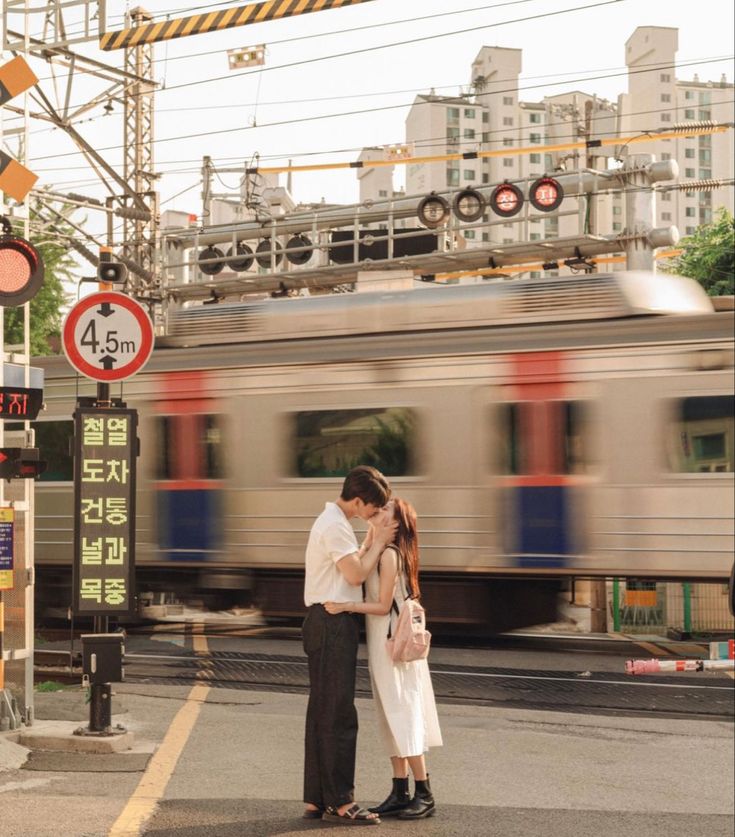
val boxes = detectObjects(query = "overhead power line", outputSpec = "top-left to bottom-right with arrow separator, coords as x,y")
27,55 -> 731,166
153,0 -> 626,93
238,123 -> 734,176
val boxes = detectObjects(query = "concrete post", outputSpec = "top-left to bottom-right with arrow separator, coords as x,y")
622,155 -> 680,271
623,154 -> 656,271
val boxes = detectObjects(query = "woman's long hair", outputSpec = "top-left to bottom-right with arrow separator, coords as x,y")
392,497 -> 421,599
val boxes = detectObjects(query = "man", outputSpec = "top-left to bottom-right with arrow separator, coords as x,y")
302,465 -> 397,825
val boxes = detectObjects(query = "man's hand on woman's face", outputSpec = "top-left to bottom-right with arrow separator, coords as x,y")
370,511 -> 398,545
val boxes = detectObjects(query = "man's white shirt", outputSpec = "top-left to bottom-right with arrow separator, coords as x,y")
304,502 -> 363,606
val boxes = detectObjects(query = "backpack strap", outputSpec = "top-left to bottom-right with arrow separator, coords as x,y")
384,547 -> 403,641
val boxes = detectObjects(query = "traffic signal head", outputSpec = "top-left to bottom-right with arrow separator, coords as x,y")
0,447 -> 47,481
0,233 -> 44,307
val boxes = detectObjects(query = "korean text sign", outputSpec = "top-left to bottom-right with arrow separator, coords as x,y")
72,407 -> 138,617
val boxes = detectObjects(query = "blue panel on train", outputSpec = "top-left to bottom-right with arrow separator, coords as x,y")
516,485 -> 570,568
157,489 -> 221,561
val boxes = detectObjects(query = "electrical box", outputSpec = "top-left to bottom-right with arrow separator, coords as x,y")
81,633 -> 125,685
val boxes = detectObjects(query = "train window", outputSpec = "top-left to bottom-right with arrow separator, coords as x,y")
154,414 -> 223,480
292,408 -> 417,478
202,414 -> 223,479
155,416 -> 175,480
499,403 -> 521,474
668,396 -> 734,473
563,401 -> 589,474
498,401 -> 589,475
6,421 -> 74,481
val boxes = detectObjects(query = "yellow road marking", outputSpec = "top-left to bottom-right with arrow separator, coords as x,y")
191,622 -> 208,655
108,683 -> 210,837
634,641 -> 672,657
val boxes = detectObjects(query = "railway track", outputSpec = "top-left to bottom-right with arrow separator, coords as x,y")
112,649 -> 735,721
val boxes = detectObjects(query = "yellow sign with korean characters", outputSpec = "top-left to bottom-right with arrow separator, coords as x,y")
0,508 -> 13,590
72,406 -> 138,616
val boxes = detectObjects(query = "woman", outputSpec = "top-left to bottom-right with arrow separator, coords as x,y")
325,498 -> 442,819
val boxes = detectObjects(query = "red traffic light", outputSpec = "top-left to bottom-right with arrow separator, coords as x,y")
0,232 -> 44,307
489,182 -> 524,218
529,177 -> 564,212
0,447 -> 47,480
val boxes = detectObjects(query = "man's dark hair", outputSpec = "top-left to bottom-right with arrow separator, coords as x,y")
340,465 -> 391,507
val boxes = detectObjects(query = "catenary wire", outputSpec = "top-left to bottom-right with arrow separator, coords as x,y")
25,54 -> 729,165
28,98 -> 733,180
27,0 -> 542,63
14,50 -> 730,135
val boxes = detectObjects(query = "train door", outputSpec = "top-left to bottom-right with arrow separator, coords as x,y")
153,377 -> 224,563
501,352 -> 589,569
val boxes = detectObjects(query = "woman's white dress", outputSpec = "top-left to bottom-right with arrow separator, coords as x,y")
364,562 -> 443,758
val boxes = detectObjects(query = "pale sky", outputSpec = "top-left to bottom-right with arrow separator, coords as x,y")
11,0 -> 735,223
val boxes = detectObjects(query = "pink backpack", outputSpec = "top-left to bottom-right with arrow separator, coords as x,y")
385,563 -> 431,663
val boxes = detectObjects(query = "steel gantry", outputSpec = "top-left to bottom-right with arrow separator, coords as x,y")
121,6 -> 157,290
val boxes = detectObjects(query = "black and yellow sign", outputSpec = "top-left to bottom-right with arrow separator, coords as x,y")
72,406 -> 138,617
100,0 -> 377,51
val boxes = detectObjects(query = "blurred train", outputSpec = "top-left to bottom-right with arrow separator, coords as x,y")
17,271 -> 735,632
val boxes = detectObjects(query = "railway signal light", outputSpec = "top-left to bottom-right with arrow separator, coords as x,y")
198,246 -> 225,275
453,188 -> 486,223
417,193 -> 450,229
256,238 -> 284,269
489,182 -> 524,218
529,177 -> 564,212
0,447 -> 47,481
227,243 -> 254,272
0,220 -> 45,307
0,57 -> 39,202
286,234 -> 313,266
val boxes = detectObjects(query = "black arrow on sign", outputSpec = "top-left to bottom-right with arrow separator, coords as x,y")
96,303 -> 115,317
99,355 -> 117,369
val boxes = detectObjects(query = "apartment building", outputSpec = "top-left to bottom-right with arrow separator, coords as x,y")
358,26 -> 734,263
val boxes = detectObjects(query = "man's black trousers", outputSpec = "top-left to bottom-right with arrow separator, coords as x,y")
302,604 -> 360,810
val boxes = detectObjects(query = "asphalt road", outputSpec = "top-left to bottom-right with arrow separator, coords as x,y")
2,629 -> 732,837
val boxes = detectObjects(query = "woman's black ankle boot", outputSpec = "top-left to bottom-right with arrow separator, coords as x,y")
368,777 -> 411,816
398,775 -> 436,819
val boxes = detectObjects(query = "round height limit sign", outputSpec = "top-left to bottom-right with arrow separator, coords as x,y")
63,291 -> 154,382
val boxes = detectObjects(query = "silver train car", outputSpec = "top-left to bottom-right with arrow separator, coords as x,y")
23,272 -> 735,631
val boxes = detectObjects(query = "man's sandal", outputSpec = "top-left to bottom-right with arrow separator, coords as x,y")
323,804 -> 381,825
302,805 -> 324,820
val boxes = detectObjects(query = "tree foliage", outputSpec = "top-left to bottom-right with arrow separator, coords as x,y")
4,207 -> 76,355
669,208 -> 735,296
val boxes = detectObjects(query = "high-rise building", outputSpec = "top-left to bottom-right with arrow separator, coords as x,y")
358,26 -> 734,268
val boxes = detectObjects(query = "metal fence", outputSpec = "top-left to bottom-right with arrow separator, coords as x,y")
612,579 -> 735,635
